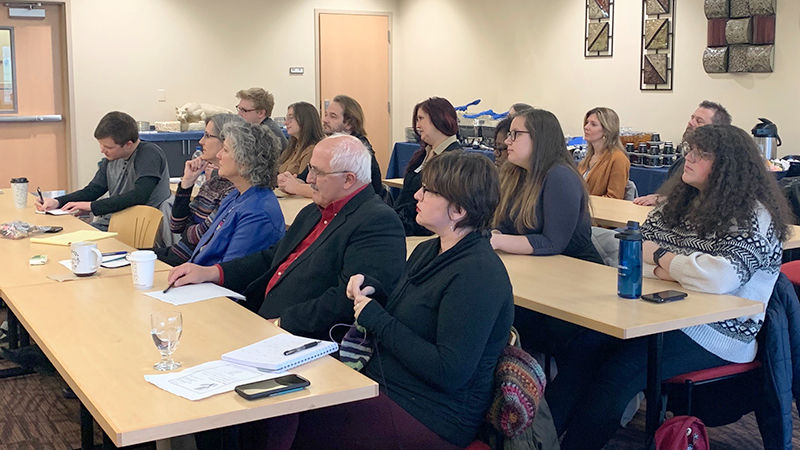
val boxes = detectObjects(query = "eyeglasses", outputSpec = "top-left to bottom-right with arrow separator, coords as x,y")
236,105 -> 257,113
684,147 -> 713,162
306,163 -> 350,178
506,130 -> 530,142
420,184 -> 440,198
202,132 -> 220,140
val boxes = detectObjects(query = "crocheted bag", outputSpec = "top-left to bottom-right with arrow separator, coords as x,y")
485,334 -> 548,437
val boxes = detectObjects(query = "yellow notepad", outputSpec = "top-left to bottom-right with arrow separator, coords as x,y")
30,230 -> 118,246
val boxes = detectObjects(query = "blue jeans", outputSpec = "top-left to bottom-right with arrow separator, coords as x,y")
545,328 -> 728,450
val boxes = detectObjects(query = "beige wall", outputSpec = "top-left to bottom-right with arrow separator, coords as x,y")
394,0 -> 799,154
66,0 -> 799,185
67,0 -> 397,187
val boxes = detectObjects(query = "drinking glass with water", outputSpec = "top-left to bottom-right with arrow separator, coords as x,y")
150,311 -> 182,371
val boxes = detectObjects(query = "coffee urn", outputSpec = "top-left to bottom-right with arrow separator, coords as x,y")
751,118 -> 781,160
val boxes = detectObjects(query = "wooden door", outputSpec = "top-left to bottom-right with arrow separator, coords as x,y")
318,13 -> 391,175
0,4 -> 69,190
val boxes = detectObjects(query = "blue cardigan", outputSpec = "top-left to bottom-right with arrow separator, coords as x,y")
190,186 -> 285,266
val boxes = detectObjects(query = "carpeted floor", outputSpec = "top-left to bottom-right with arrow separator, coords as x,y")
0,347 -> 796,449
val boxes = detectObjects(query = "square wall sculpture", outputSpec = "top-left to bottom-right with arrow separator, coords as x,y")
588,0 -> 610,19
645,19 -> 669,49
703,47 -> 729,72
641,0 -> 674,90
747,44 -> 774,72
646,0 -> 670,15
749,0 -> 776,15
726,18 -> 752,44
585,0 -> 614,57
705,0 -> 729,19
703,0 -> 775,73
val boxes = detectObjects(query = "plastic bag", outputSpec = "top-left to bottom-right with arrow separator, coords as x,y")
0,221 -> 47,240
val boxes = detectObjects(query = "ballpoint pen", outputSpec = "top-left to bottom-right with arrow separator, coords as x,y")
163,281 -> 175,294
37,187 -> 45,204
283,341 -> 319,356
102,255 -> 128,263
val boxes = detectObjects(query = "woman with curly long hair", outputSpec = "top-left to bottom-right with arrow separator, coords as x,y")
547,124 -> 790,450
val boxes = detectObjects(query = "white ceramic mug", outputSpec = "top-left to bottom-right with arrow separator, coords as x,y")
70,241 -> 103,276
10,177 -> 29,209
127,250 -> 157,289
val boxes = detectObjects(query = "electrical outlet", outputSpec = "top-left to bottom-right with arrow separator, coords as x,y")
157,89 -> 166,102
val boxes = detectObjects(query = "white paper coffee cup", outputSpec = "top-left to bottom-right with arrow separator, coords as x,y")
10,178 -> 29,209
127,250 -> 157,289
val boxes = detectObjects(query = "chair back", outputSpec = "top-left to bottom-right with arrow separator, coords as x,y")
624,180 -> 639,200
108,205 -> 164,249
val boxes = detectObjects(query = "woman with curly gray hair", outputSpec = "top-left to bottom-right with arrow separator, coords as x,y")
188,121 -> 286,266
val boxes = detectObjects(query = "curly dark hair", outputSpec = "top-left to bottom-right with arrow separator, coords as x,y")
661,124 -> 789,241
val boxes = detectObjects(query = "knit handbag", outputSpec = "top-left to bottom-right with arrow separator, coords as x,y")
338,322 -> 373,371
485,333 -> 548,437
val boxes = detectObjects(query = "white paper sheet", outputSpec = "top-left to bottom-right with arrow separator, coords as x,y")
144,360 -> 279,401
35,209 -> 70,215
58,254 -> 131,270
145,282 -> 246,305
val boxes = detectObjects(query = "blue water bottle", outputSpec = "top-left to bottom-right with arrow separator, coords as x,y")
615,220 -> 642,299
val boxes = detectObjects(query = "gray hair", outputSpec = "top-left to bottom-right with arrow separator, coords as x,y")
221,121 -> 279,187
327,134 -> 371,184
206,113 -> 244,135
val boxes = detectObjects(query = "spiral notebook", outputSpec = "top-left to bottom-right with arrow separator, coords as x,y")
221,334 -> 338,372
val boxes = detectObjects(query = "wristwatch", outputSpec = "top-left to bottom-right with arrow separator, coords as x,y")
653,247 -> 669,268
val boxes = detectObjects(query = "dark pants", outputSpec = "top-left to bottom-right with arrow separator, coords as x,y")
233,393 -> 461,450
545,328 -> 728,450
513,306 -> 584,357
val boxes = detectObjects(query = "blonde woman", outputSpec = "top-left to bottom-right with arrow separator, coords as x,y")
577,107 -> 630,199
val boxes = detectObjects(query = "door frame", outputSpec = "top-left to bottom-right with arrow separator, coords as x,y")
314,9 -> 393,162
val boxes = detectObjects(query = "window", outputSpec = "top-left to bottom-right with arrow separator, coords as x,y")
0,27 -> 17,113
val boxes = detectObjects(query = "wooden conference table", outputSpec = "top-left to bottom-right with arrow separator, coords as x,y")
0,192 -> 376,448
589,195 -> 800,249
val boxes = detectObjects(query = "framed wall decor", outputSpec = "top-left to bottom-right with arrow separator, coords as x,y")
585,0 -> 614,57
640,0 -> 675,90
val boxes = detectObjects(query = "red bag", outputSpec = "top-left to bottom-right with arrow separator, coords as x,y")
654,415 -> 709,450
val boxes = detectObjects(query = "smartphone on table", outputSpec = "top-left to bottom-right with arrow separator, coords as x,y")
641,290 -> 688,303
235,374 -> 310,400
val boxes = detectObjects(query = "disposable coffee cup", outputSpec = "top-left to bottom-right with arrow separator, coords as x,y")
10,177 -> 29,209
127,250 -> 157,289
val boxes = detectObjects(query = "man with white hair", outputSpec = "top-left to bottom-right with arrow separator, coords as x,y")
168,134 -> 406,339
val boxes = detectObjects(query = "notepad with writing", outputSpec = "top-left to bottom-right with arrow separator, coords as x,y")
30,230 -> 117,245
221,334 -> 339,372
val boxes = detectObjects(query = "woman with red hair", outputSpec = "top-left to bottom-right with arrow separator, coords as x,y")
394,97 -> 461,236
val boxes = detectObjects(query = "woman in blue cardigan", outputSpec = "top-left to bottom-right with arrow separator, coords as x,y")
189,121 -> 285,266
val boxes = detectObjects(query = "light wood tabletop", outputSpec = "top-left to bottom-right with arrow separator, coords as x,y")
276,193 -> 313,227
2,271 -> 378,447
498,251 -> 764,339
0,196 -> 171,293
383,178 -> 403,189
589,195 -> 800,249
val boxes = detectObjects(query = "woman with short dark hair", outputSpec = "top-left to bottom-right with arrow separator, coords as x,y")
188,121 -> 285,266
393,97 -> 462,236
548,125 -> 790,450
240,151 -> 514,448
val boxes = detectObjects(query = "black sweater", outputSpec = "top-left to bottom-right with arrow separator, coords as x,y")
359,231 -> 514,447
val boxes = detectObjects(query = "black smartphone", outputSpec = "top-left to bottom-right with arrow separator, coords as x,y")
42,226 -> 63,233
641,290 -> 688,303
235,374 -> 310,400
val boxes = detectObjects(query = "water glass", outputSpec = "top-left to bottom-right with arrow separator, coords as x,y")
150,311 -> 182,371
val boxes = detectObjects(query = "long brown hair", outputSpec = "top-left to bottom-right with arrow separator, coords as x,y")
279,102 -> 325,171
577,107 -> 624,174
494,109 -> 587,232
661,125 -> 789,240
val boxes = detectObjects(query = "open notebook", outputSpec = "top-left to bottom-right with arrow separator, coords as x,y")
221,334 -> 338,372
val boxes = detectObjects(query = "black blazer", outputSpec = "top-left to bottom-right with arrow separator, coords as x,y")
219,187 -> 406,340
